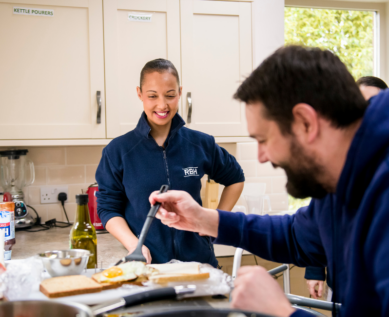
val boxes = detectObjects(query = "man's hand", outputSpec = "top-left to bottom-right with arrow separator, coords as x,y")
149,190 -> 219,237
128,245 -> 152,264
306,280 -> 324,299
231,266 -> 295,317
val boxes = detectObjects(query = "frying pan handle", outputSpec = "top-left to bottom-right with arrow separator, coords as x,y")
91,287 -> 183,315
123,287 -> 176,307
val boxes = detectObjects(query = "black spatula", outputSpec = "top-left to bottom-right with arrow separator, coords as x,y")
114,184 -> 169,265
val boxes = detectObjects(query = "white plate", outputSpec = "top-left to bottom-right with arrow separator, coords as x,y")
25,269 -> 152,305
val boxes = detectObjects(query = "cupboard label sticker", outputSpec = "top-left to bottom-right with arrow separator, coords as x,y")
13,7 -> 54,17
128,13 -> 152,23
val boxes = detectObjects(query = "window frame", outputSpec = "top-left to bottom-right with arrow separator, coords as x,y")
285,0 -> 387,81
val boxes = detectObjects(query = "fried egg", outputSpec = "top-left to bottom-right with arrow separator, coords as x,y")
98,261 -> 158,283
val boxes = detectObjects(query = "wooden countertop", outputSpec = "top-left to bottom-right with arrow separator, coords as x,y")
11,226 -> 237,264
12,226 -> 126,267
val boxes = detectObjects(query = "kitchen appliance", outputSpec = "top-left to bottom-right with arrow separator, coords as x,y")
242,183 -> 271,216
0,150 -> 35,228
244,195 -> 272,215
115,184 -> 169,265
87,182 -> 105,230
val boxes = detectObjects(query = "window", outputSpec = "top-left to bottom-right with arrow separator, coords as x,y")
285,7 -> 376,79
285,7 -> 376,210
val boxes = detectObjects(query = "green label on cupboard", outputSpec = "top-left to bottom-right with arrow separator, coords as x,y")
128,13 -> 152,23
13,7 -> 54,17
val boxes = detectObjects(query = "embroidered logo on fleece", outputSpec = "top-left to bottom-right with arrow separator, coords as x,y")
183,167 -> 199,177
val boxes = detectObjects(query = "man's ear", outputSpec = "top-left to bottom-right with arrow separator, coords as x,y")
136,86 -> 142,101
291,103 -> 319,143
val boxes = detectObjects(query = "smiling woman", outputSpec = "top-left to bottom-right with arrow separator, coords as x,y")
95,58 -> 245,267
136,59 -> 181,146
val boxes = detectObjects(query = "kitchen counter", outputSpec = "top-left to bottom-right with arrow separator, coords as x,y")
12,210 -> 297,261
12,227 -> 126,267
11,227 -> 231,314
11,226 -> 236,264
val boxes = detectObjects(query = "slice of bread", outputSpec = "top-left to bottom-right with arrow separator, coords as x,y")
149,272 -> 210,284
147,262 -> 200,275
40,275 -> 103,298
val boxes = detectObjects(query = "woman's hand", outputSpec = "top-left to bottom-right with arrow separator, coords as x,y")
149,190 -> 219,237
306,280 -> 324,299
217,182 -> 244,211
128,245 -> 152,264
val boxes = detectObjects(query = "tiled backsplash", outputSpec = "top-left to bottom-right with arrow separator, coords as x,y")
221,143 -> 288,212
0,143 -> 288,223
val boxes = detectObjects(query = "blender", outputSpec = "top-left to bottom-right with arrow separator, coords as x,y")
0,150 -> 35,228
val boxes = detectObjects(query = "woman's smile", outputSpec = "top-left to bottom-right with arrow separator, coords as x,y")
154,111 -> 170,119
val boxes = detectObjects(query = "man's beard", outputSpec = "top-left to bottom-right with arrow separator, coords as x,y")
274,139 -> 328,199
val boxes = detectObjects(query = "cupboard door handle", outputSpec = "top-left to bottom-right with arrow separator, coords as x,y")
186,92 -> 192,124
96,91 -> 102,124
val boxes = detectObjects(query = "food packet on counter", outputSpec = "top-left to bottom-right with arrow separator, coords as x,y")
142,259 -> 232,297
1,256 -> 44,300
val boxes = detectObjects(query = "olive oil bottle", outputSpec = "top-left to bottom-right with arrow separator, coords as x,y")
69,194 -> 97,269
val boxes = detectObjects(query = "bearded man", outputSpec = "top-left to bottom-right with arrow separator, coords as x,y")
149,46 -> 389,317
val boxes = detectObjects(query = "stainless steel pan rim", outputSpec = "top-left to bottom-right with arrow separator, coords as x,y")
0,300 -> 94,317
138,307 -> 274,317
0,301 -> 277,317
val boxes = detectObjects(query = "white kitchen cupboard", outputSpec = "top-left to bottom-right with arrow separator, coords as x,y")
104,0 -> 181,138
0,0 -> 253,144
180,0 -> 252,137
0,0 -> 105,140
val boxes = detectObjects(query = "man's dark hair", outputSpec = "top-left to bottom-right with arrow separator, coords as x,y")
234,45 -> 368,134
356,76 -> 388,90
140,58 -> 180,90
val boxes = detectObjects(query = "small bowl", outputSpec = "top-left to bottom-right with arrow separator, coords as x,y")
39,249 -> 90,277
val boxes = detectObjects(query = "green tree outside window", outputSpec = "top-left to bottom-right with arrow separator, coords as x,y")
285,7 -> 374,80
285,7 -> 375,209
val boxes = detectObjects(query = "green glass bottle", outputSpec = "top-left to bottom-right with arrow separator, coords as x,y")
69,194 -> 97,269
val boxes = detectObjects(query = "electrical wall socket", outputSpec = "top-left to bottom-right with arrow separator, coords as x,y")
40,186 -> 68,204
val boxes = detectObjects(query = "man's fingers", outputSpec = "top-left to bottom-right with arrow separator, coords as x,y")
155,207 -> 179,221
308,283 -> 317,299
237,265 -> 265,276
234,266 -> 267,288
318,281 -> 323,297
155,208 -> 166,219
149,191 -> 160,205
149,190 -> 183,205
230,282 -> 249,309
155,208 -> 181,227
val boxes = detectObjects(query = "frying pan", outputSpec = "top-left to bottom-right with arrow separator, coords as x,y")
0,300 -> 272,317
0,298 -> 322,316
